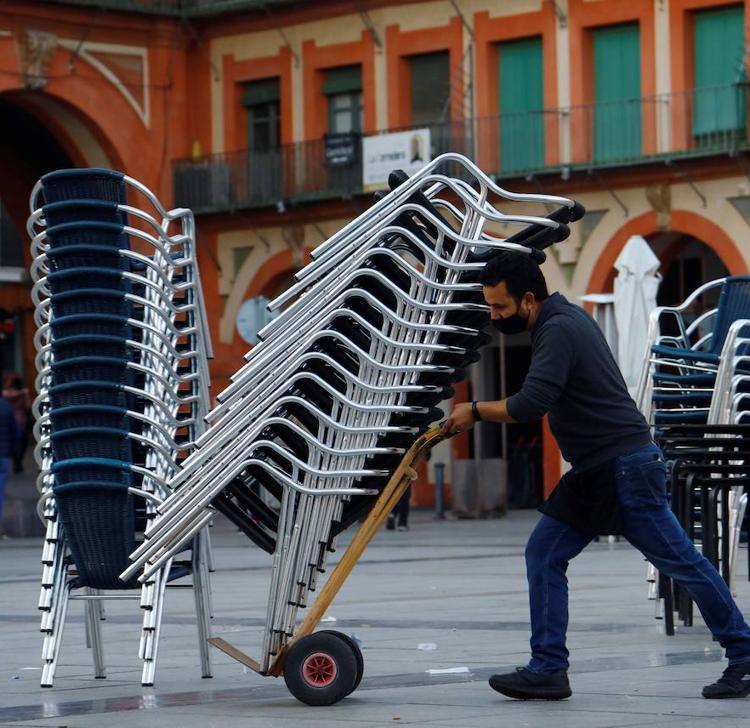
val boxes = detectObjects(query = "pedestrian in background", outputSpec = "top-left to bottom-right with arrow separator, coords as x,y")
386,487 -> 411,531
3,374 -> 31,473
0,371 -> 21,527
386,450 -> 430,531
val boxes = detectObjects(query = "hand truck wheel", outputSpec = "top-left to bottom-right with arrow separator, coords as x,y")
317,630 -> 364,694
283,631 -> 358,706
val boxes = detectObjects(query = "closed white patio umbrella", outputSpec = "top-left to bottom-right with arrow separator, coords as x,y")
613,235 -> 662,397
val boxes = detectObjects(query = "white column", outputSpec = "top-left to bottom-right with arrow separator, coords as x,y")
555,0 -> 571,166
654,0 -> 672,153
291,52 -> 304,143
210,39 -> 225,153
374,38 -> 389,132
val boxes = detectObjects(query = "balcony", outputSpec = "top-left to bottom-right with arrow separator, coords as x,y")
173,83 -> 749,214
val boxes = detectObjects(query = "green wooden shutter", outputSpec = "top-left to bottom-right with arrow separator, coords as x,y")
241,78 -> 280,107
499,36 -> 544,174
410,52 -> 450,126
323,65 -> 362,96
693,4 -> 745,139
324,65 -> 363,134
593,23 -> 641,162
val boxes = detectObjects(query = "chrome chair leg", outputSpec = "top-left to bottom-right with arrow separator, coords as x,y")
140,561 -> 170,687
85,589 -> 106,679
41,580 -> 72,687
193,531 -> 213,678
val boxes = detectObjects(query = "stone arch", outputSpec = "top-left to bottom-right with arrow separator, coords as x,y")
244,248 -> 309,300
585,210 -> 748,296
0,85 -> 138,399
220,244 -> 314,344
4,89 -> 126,171
0,31 -> 180,198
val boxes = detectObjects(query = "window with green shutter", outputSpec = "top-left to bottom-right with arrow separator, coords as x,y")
242,78 -> 281,152
324,65 -> 363,134
593,23 -> 641,162
498,36 -> 544,174
409,52 -> 451,126
693,4 -> 745,142
242,77 -> 282,201
408,51 -> 452,157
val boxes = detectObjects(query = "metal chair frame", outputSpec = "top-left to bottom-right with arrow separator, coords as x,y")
29,169 -> 214,687
123,153 -> 581,673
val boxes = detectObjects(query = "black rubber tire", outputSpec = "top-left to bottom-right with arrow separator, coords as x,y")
283,632 -> 358,706
317,630 -> 364,694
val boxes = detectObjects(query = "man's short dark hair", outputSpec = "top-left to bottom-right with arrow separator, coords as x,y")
478,251 -> 549,302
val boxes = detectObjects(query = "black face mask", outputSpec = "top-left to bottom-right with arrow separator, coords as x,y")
492,305 -> 528,335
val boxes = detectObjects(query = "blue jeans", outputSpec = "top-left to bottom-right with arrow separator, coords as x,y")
525,443 -> 750,673
0,457 -> 8,521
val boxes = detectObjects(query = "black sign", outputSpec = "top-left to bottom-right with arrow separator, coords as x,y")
324,133 -> 359,167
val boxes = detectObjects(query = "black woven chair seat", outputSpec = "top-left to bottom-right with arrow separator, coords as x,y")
45,248 -> 124,273
47,267 -> 128,294
49,403 -> 136,436
654,410 -> 708,425
51,356 -> 131,384
51,427 -> 132,462
42,199 -> 125,227
51,457 -> 134,488
46,222 -> 129,252
49,380 -> 134,410
49,312 -> 133,341
51,334 -> 130,362
52,296 -> 130,317
41,168 -> 126,205
52,479 -> 138,590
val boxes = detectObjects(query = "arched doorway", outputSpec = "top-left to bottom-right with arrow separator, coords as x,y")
648,231 -> 729,308
0,96 -> 77,386
586,210 -> 747,297
551,211 -> 747,499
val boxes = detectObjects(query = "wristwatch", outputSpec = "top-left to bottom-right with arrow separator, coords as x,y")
471,400 -> 482,422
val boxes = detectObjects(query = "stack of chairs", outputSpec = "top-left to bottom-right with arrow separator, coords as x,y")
636,276 -> 750,426
123,153 -> 584,675
657,420 -> 749,635
636,278 -> 750,631
28,169 -> 214,686
707,318 -> 750,588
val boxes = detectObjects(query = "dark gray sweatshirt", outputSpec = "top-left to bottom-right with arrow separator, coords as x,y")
506,292 -> 652,470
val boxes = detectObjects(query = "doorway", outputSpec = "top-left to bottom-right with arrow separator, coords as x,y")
0,95 -> 75,389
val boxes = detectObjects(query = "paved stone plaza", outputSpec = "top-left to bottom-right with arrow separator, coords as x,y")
0,508 -> 748,728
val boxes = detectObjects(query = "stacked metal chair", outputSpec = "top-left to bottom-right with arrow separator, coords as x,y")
656,420 -> 749,633
636,276 -> 750,426
707,319 -> 750,589
122,153 -> 583,704
28,169 -> 214,687
636,279 -> 750,630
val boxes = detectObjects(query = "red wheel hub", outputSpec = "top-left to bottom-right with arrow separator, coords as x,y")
302,651 -> 338,688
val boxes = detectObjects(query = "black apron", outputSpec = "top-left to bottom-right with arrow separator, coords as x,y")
538,457 -> 624,538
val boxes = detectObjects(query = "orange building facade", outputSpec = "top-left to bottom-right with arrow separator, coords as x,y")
2,0 -> 750,508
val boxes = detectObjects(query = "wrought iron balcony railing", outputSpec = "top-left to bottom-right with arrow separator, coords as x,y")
173,83 -> 749,214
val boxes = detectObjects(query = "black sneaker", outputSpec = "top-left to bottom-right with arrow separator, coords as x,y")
489,667 -> 571,700
703,663 -> 750,699
386,514 -> 396,531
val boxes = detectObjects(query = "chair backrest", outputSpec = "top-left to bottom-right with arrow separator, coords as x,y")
710,276 -> 750,354
40,169 -> 127,206
41,171 -> 138,590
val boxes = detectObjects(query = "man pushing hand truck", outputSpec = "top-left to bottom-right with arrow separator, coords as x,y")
442,251 -> 750,702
